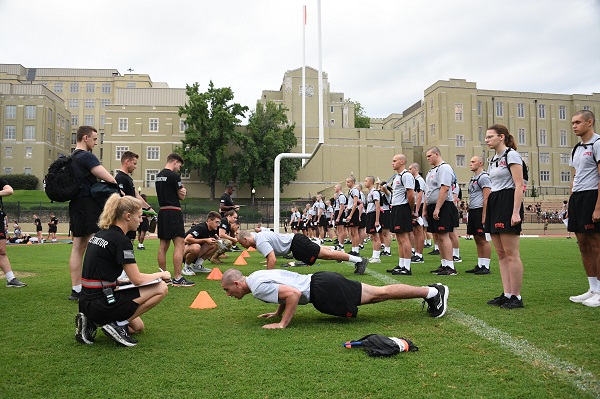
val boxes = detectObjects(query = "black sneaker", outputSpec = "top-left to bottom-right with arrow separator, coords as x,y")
430,265 -> 444,274
465,265 -> 480,273
386,266 -> 402,273
500,295 -> 524,309
172,277 -> 195,287
75,312 -> 96,345
473,267 -> 491,275
428,249 -> 440,255
424,283 -> 449,318
453,256 -> 462,263
436,266 -> 457,276
348,250 -> 360,257
6,278 -> 27,288
231,245 -> 242,252
101,322 -> 138,347
487,293 -> 510,306
381,251 -> 392,257
411,255 -> 424,263
68,290 -> 80,301
354,257 -> 368,275
359,244 -> 365,250
424,243 -> 432,248
391,267 -> 412,275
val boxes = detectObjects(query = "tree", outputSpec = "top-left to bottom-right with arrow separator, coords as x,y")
179,81 -> 248,200
346,98 -> 370,128
235,101 -> 301,193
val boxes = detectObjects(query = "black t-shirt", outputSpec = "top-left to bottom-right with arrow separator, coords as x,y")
220,192 -> 234,216
34,218 -> 41,227
50,217 -> 58,226
219,217 -> 231,235
72,149 -> 100,190
185,222 -> 218,240
115,170 -> 136,197
155,168 -> 182,207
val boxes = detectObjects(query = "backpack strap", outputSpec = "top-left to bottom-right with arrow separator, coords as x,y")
572,137 -> 600,163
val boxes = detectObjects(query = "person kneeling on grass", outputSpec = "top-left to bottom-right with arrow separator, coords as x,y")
221,268 -> 448,329
75,194 -> 171,347
237,230 -> 369,274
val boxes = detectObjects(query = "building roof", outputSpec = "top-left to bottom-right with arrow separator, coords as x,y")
114,88 -> 187,106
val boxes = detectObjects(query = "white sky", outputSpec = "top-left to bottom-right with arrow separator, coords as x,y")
2,0 -> 600,120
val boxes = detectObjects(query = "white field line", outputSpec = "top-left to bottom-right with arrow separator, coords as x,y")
367,269 -> 600,398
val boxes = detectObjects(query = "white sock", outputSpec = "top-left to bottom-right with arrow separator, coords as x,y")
482,258 -> 490,268
477,258 -> 483,266
385,246 -> 391,253
441,259 -> 448,266
73,284 -> 82,293
348,255 -> 362,263
434,244 -> 439,250
426,286 -> 438,299
453,248 -> 460,257
516,295 -> 522,300
403,258 -> 411,270
415,252 -> 422,258
589,277 -> 598,292
5,271 -> 14,281
427,239 -> 432,245
184,263 -> 191,268
398,258 -> 402,267
447,260 -> 455,270
195,258 -> 204,266
372,250 -> 380,259
504,293 -> 511,298
352,246 -> 359,253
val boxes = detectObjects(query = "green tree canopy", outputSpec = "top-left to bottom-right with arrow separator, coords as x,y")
179,81 -> 248,199
346,98 -> 370,128
235,101 -> 301,192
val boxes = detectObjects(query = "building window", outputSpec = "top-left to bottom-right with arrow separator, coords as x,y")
115,146 -> 129,160
540,170 -> 550,182
100,133 -> 104,144
118,118 -> 128,132
102,83 -> 111,93
539,129 -> 547,146
24,167 -> 32,175
54,82 -> 63,93
100,115 -> 106,127
538,104 -> 546,119
56,132 -> 60,144
477,101 -> 482,116
71,133 -> 77,145
421,112 -> 424,123
520,152 -> 530,164
101,99 -> 110,108
517,128 -> 526,145
86,83 -> 95,93
330,106 -> 334,113
456,155 -> 466,167
24,126 -> 35,140
4,126 -> 16,140
454,103 -> 463,122
561,171 -> 571,182
84,115 -> 94,126
560,129 -> 568,146
330,119 -> 335,126
559,105 -> 567,120
456,134 -> 465,147
5,147 -> 12,157
179,119 -> 187,132
72,115 -> 79,126
70,83 -> 79,93
25,146 -> 33,158
47,128 -> 51,142
69,99 -> 79,108
180,169 -> 190,179
126,82 -> 136,88
583,105 -> 591,111
430,123 -> 435,136
145,169 -> 159,188
47,108 -> 53,123
517,103 -> 525,118
495,101 -> 503,117
540,153 -> 550,164
149,118 -> 159,132
560,153 -> 570,164
5,105 -> 16,119
3,167 -> 12,175
85,99 -> 95,108
420,130 -> 424,143
147,146 -> 160,160
24,105 -> 36,119
429,98 -> 434,114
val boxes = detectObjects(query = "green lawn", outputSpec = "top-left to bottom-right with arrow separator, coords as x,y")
0,237 -> 598,398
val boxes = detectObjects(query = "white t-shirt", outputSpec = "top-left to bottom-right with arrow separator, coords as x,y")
391,171 -> 415,206
246,269 -> 312,305
366,188 -> 381,213
254,231 -> 294,257
570,133 -> 600,192
468,172 -> 492,209
487,148 -> 523,192
425,163 -> 455,204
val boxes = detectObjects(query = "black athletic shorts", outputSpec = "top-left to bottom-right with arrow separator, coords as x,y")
310,271 -> 361,318
346,211 -> 360,227
365,212 -> 380,235
291,221 -> 299,230
36,226 -> 43,232
291,234 -> 321,265
334,210 -> 345,226
379,209 -> 391,230
484,189 -> 523,234
137,217 -> 149,232
69,196 -> 102,237
157,209 -> 185,240
49,225 -> 58,233
359,213 -> 366,229
568,190 -> 600,233
319,215 -> 328,227
426,201 -> 457,234
79,287 -> 140,326
391,204 -> 413,234
466,207 -> 485,236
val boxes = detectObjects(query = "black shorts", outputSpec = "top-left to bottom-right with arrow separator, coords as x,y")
291,221 -> 299,230
49,225 -> 58,233
359,213 -> 367,229
453,204 -> 460,227
291,234 -> 321,265
485,189 -> 524,234
319,215 -> 328,227
79,287 -> 140,326
36,226 -> 43,232
137,217 -> 149,232
568,190 -> 600,233
69,196 -> 102,237
310,271 -> 361,318
391,204 -> 413,233
426,201 -> 457,234
334,210 -> 345,226
365,212 -> 380,235
379,210 -> 391,229
466,207 -> 485,236
346,211 -> 360,227
157,209 -> 185,240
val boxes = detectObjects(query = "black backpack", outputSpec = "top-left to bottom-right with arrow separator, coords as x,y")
494,148 -> 529,182
44,151 -> 87,202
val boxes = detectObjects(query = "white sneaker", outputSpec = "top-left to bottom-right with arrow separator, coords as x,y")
368,257 -> 381,263
181,265 -> 196,276
569,290 -> 595,303
117,270 -> 130,283
582,292 -> 600,307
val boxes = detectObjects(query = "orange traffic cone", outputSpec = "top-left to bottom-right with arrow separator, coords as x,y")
189,291 -> 217,309
233,254 -> 248,265
241,250 -> 251,258
206,267 -> 223,280
247,246 -> 257,252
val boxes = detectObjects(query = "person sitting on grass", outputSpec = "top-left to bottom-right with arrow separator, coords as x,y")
75,194 -> 171,347
0,179 -> 27,288
237,230 -> 369,275
221,268 -> 448,329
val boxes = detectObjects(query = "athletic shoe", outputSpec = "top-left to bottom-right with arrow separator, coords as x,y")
6,278 -> 27,288
465,265 -> 480,273
101,322 -> 138,347
500,295 -> 524,309
391,267 -> 412,276
283,252 -> 294,259
181,265 -> 196,276
570,290 -> 595,303
411,255 -> 424,263
436,266 -> 457,276
359,244 -> 365,250
172,277 -> 195,287
453,256 -> 462,263
430,265 -> 444,274
68,290 -> 80,301
137,244 -> 145,250
473,267 -> 491,275
368,257 -> 381,264
230,245 -> 242,252
487,293 -> 510,306
424,283 -> 448,318
380,244 -> 385,250
75,312 -> 96,345
344,239 -> 351,244
354,257 -> 368,275
191,264 -> 212,274
428,249 -> 440,255
582,292 -> 600,307
386,266 -> 402,273
348,250 -> 360,257
117,270 -> 130,284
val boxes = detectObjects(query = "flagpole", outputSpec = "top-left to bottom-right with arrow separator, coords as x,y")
301,4 -> 306,166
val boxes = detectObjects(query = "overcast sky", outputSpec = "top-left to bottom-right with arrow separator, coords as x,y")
2,0 -> 600,120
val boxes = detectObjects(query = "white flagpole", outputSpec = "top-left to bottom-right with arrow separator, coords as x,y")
302,5 -> 306,166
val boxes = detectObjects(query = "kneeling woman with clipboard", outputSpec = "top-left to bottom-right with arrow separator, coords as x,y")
76,194 -> 171,347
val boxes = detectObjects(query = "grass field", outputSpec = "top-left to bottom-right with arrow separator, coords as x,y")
0,237 -> 598,399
